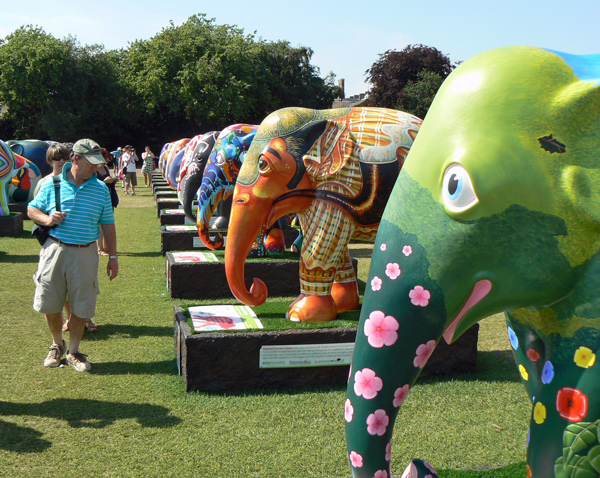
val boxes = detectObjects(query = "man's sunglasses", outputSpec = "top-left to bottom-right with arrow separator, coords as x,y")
52,156 -> 69,161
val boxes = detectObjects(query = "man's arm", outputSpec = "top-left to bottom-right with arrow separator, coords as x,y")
100,222 -> 119,281
27,206 -> 66,227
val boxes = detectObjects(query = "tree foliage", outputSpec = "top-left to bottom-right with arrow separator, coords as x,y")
0,15 -> 341,150
364,44 -> 456,118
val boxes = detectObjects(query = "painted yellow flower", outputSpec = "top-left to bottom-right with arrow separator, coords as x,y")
534,402 -> 546,425
519,364 -> 529,381
574,346 -> 596,369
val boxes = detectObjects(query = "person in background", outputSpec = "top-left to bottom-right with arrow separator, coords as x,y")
28,139 -> 118,371
141,146 -> 155,187
97,148 -> 119,256
122,145 -> 138,196
112,146 -> 123,178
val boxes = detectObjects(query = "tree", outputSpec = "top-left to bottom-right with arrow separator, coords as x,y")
364,44 -> 456,117
0,26 -> 126,144
400,70 -> 445,119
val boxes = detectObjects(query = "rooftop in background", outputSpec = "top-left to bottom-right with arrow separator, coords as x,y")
332,93 -> 368,109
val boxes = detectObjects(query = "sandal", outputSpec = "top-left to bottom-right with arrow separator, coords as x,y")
85,320 -> 98,333
98,250 -> 109,256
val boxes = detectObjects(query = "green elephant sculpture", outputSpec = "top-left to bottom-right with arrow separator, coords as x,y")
225,107 -> 421,322
345,46 -> 600,478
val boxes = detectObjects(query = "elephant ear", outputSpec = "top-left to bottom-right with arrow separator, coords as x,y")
8,143 -> 24,156
286,119 -> 328,189
303,119 -> 353,178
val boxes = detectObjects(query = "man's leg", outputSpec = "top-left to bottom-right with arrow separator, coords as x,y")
66,313 -> 91,372
44,311 -> 67,367
67,313 -> 86,354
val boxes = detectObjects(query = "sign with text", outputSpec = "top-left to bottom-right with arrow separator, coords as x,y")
171,251 -> 218,263
189,304 -> 263,331
259,343 -> 355,369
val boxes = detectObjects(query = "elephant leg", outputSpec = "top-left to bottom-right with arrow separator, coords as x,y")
331,248 -> 360,313
505,311 -> 600,477
287,263 -> 337,322
505,311 -> 545,401
264,219 -> 286,254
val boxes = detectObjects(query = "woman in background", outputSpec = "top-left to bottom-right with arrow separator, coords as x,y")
141,146 -> 155,187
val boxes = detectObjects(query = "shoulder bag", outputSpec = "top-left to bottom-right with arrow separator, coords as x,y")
31,175 -> 61,246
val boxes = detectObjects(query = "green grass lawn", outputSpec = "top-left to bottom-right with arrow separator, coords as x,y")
0,179 -> 530,477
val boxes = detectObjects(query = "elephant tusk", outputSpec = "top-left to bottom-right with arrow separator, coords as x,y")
443,279 -> 493,344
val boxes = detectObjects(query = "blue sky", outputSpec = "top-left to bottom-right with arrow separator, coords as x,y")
2,0 -> 598,96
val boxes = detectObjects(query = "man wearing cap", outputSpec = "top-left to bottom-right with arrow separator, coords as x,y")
28,139 -> 119,372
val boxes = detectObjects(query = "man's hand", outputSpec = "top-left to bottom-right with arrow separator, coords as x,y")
47,211 -> 66,226
107,259 -> 118,281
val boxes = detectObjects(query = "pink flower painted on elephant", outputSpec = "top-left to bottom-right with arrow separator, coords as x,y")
409,285 -> 431,307
349,451 -> 363,468
385,440 -> 392,461
345,399 -> 354,422
380,243 -> 387,251
374,471 -> 388,478
402,245 -> 412,256
364,310 -> 399,348
393,384 -> 410,407
401,464 -> 417,478
354,368 -> 383,399
367,409 -> 389,436
413,340 -> 436,369
371,276 -> 383,291
385,263 -> 401,280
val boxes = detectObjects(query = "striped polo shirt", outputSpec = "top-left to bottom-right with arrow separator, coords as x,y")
28,162 -> 114,244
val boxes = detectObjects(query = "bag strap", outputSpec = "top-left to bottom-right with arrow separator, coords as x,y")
52,175 -> 61,212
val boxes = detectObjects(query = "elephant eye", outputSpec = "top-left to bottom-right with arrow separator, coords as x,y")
442,163 -> 478,212
258,157 -> 270,173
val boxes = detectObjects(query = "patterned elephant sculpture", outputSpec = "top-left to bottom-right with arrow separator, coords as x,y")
177,131 -> 220,221
225,107 -> 421,322
0,140 -> 38,215
345,46 -> 600,478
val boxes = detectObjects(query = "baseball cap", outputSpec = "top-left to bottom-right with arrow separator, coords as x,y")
73,139 -> 106,165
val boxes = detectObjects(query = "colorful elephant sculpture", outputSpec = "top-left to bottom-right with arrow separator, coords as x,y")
0,140 -> 37,215
6,139 -> 46,203
345,46 -> 600,478
194,124 -> 258,249
177,131 -> 220,221
225,107 -> 422,322
161,138 -> 190,187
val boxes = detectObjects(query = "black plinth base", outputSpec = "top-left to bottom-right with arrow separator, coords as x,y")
159,210 -> 196,226
166,252 -> 304,299
161,226 -> 300,255
174,306 -> 479,392
157,198 -> 183,217
0,212 -> 24,236
8,203 -> 28,219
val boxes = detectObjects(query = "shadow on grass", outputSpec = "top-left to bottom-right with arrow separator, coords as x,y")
84,324 -> 173,341
0,253 -> 40,264
349,247 -> 374,259
91,359 -> 177,376
0,398 -> 181,452
117,251 -> 163,258
0,419 -> 51,452
439,462 -> 526,477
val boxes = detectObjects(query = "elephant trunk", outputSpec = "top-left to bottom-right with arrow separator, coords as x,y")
345,224 -> 449,477
224,189 -> 271,306
196,163 -> 234,249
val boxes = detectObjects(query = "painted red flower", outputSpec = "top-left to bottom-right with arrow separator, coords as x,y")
556,387 -> 588,422
527,349 -> 540,362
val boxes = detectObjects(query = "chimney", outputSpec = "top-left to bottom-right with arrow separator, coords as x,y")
338,79 -> 345,99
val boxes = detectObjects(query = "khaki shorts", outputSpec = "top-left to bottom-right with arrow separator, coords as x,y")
33,239 -> 100,318
124,171 -> 137,186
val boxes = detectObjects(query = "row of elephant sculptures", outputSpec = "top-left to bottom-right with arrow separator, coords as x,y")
160,46 -> 600,478
3,46 -> 597,477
